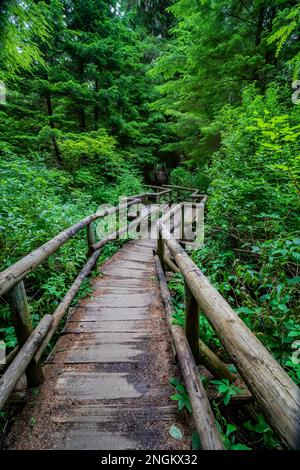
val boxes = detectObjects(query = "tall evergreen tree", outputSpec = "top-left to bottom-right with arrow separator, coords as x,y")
151,0 -> 295,164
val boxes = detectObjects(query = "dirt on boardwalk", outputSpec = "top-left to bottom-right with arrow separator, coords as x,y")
4,240 -> 192,450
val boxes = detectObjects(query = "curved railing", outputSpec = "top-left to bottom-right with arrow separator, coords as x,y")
156,201 -> 300,450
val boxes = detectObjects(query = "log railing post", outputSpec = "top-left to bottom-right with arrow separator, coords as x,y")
185,280 -> 199,363
181,203 -> 185,241
157,231 -> 165,272
6,281 -> 44,387
87,222 -> 96,256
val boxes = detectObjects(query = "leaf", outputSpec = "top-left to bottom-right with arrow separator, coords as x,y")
223,391 -> 231,406
169,425 -> 183,441
237,307 -> 253,315
226,424 -> 237,436
170,393 -> 183,402
191,432 -> 201,450
287,277 -> 300,285
231,443 -> 252,450
219,383 -> 229,394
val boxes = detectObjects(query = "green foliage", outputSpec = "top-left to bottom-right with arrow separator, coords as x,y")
58,130 -> 118,172
150,0 -> 285,163
169,377 -> 192,413
243,414 -> 280,449
191,432 -> 201,450
0,0 -> 171,176
210,379 -> 243,406
222,424 -> 252,451
191,84 -> 300,388
0,1 -> 49,82
0,154 -> 93,346
268,4 -> 300,79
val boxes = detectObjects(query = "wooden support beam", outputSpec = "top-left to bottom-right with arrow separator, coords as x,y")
34,248 -> 102,363
185,281 -> 199,363
163,255 -> 180,274
198,339 -> 236,383
154,254 -> 225,450
6,281 -> 44,388
157,232 -> 165,272
87,222 -> 96,257
0,315 -> 53,410
0,346 -> 19,372
162,184 -> 198,192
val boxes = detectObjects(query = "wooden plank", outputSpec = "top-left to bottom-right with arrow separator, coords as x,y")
52,404 -> 177,424
52,430 -> 138,450
100,268 -> 150,279
83,294 -> 155,308
62,332 -> 150,342
68,306 -> 147,322
64,320 -> 149,333
55,372 -> 142,400
50,343 -> 144,364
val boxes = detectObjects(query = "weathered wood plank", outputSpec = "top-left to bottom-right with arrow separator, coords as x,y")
64,320 -> 149,333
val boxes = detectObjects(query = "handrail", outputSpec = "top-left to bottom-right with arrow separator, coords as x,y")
128,188 -> 172,203
162,184 -> 206,203
154,253 -> 225,450
162,184 -> 198,192
0,198 -> 141,297
157,207 -> 300,450
0,191 -> 169,411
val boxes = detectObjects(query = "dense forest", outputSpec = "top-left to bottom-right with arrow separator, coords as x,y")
0,0 -> 300,450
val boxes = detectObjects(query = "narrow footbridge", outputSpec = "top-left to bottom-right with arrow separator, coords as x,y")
0,186 -> 299,450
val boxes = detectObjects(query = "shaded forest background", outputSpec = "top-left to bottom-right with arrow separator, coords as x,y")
0,0 -> 300,449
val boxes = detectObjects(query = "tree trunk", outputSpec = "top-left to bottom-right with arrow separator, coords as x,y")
78,60 -> 86,131
45,92 -> 62,165
94,77 -> 99,129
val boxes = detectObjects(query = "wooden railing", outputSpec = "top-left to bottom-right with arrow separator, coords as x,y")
0,191 -> 170,410
156,201 -> 300,450
1,185 -> 299,451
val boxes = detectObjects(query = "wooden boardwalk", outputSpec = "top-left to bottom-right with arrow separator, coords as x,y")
5,239 -> 190,450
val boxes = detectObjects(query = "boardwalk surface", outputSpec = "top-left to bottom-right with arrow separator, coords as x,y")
5,239 -> 191,450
